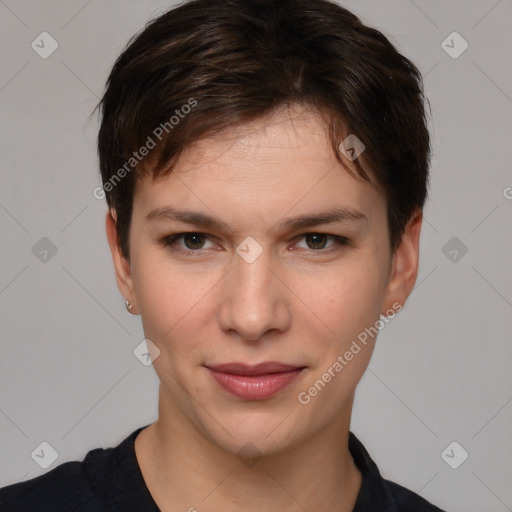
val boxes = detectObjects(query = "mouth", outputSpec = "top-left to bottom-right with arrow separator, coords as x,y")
205,362 -> 306,400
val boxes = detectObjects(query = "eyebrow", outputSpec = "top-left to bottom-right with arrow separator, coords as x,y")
145,206 -> 367,232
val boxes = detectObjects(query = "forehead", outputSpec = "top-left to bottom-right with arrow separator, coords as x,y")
133,105 -> 385,228
183,106 -> 331,167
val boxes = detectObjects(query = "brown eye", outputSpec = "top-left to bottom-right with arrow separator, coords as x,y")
161,232 -> 216,255
295,233 -> 349,252
305,233 -> 328,250
182,233 -> 207,250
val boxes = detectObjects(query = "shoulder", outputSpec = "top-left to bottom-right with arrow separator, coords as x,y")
348,431 -> 446,512
0,427 -> 147,512
0,458 -> 105,512
384,479 -> 447,512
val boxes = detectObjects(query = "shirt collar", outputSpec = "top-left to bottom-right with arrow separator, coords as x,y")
105,426 -> 399,511
349,431 -> 398,511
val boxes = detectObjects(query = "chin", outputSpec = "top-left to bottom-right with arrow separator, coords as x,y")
196,406 -> 309,460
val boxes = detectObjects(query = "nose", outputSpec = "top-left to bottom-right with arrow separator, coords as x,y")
218,246 -> 291,342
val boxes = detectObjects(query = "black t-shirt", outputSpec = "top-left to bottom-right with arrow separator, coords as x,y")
0,424 -> 446,511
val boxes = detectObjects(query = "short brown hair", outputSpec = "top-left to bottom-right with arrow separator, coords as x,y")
97,0 -> 431,259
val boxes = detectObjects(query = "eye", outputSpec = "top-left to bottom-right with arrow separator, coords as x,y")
160,231 -> 350,257
161,232 -> 217,255
294,233 -> 349,253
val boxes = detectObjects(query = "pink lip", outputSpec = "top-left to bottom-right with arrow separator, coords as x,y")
206,362 -> 305,400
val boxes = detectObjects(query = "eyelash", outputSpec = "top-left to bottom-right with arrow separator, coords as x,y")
160,232 -> 350,257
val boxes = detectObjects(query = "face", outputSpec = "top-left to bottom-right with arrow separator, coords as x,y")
107,105 -> 421,458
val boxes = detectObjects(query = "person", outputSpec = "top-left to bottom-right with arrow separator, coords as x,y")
0,0 -> 447,510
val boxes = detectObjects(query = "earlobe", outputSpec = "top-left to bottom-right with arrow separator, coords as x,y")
105,210 -> 138,314
381,208 -> 423,314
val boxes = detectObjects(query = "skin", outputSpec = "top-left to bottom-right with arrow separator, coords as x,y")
106,104 -> 422,512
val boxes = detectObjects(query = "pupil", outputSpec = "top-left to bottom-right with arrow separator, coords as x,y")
186,234 -> 204,249
183,234 -> 327,251
308,234 -> 326,249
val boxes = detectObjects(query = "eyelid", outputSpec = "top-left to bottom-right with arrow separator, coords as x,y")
160,232 -> 218,253
160,231 -> 350,255
293,233 -> 349,251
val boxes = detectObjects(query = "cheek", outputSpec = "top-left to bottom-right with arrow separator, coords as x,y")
132,252 -> 218,357
307,259 -> 387,346
293,263 -> 387,413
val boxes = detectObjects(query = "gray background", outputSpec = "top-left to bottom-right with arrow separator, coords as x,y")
0,1 -> 511,511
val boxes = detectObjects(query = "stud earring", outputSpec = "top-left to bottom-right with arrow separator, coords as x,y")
125,300 -> 133,312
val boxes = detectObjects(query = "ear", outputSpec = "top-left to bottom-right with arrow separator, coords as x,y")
381,208 -> 423,314
105,210 -> 138,314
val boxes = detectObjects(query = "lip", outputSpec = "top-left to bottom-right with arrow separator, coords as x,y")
206,362 -> 305,400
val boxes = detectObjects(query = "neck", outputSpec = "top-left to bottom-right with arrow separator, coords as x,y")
135,395 -> 362,512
